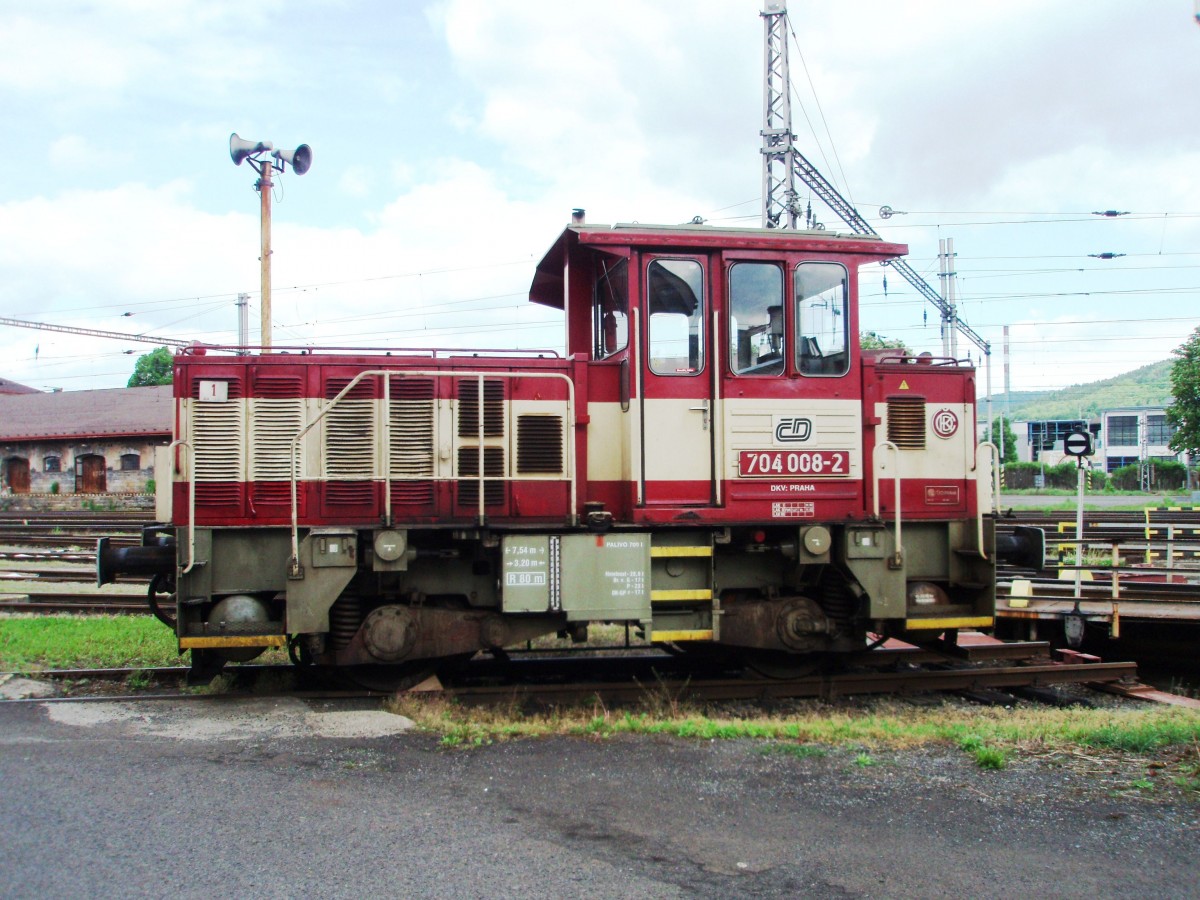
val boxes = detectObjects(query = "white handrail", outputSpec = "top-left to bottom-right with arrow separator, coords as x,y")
872,440 -> 902,566
975,441 -> 1000,561
168,439 -> 196,574
630,309 -> 643,505
286,368 -> 578,574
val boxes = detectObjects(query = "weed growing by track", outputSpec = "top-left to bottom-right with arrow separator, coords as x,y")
388,693 -> 1200,786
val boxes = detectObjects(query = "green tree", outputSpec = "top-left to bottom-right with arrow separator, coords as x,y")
127,346 -> 174,387
986,415 -> 1018,463
859,331 -> 909,352
1167,326 -> 1200,457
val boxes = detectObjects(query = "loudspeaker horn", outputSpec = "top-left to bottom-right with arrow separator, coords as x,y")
229,133 -> 268,166
273,143 -> 312,176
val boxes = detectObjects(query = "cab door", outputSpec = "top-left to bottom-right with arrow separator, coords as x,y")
640,256 -> 713,505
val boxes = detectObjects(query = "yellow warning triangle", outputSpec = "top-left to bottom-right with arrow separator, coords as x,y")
899,379 -> 909,390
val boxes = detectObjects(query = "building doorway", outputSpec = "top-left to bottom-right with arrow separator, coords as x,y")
75,454 -> 107,493
4,457 -> 30,494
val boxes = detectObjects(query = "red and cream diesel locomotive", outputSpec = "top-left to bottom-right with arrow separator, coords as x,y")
101,219 -> 1037,678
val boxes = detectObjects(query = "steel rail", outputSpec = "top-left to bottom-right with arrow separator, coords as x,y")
436,660 -> 1138,705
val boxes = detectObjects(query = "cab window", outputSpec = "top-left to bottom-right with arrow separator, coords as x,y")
647,258 -> 704,375
795,262 -> 849,376
592,259 -> 628,360
728,262 -> 784,376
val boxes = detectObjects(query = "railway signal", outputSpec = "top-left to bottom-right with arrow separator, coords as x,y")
1063,429 -> 1094,457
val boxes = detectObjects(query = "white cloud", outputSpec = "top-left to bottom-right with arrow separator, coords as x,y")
0,0 -> 1196,392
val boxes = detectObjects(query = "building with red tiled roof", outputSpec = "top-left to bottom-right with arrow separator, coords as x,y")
0,377 -> 39,395
0,385 -> 171,494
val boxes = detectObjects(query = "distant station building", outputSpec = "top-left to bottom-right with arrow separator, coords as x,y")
1100,406 -> 1183,473
1012,419 -> 1100,466
0,384 -> 171,496
1008,408 -> 1184,474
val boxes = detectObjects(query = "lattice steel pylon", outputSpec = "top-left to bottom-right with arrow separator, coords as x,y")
758,0 -> 990,359
761,0 -> 798,229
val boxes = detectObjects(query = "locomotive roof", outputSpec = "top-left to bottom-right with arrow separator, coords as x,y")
529,222 -> 908,309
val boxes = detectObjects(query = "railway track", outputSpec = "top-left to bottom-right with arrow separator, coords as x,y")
0,592 -> 149,615
0,515 -> 152,614
3,642 -> 1182,708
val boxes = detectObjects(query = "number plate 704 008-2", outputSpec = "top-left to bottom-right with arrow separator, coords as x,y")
739,450 -> 849,477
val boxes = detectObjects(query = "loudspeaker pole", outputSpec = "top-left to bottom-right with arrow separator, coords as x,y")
228,133 -> 313,356
258,165 -> 273,352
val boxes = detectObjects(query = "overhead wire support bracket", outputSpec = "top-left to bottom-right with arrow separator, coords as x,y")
759,0 -> 989,359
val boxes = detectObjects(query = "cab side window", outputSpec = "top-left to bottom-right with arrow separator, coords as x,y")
728,262 -> 784,376
592,259 -> 629,360
647,258 -> 704,375
795,262 -> 849,376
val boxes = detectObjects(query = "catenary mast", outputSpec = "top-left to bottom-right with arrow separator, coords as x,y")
758,0 -> 990,363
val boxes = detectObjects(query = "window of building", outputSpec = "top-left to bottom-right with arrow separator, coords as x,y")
44,455 -> 61,473
647,258 -> 704,375
1146,415 -> 1175,445
1106,455 -> 1138,473
1106,415 -> 1138,446
728,262 -> 784,375
795,262 -> 849,376
120,453 -> 140,471
591,258 -> 628,360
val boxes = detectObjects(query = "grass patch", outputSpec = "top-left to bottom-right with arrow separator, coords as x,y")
387,693 -> 1200,787
0,614 -> 181,669
0,614 -> 289,671
958,733 -> 1008,769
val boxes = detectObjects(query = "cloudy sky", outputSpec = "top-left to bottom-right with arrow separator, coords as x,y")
2,0 -> 1198,398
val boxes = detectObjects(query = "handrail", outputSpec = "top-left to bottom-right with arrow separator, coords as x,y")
286,368 -> 578,574
974,442 -> 1001,561
476,374 -> 486,526
711,308 -> 722,506
168,439 -> 196,574
178,344 -> 563,359
382,374 -> 392,527
872,440 -> 902,566
631,309 -> 643,505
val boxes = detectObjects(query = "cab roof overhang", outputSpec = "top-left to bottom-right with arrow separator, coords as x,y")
529,223 -> 908,310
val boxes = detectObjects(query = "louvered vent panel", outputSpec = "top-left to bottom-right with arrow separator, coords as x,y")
326,482 -> 375,505
517,415 -> 564,474
252,482 -> 291,504
195,483 -> 240,506
388,379 -> 435,479
457,379 -> 505,437
457,447 -> 506,506
250,399 -> 304,480
254,376 -> 302,399
887,397 -> 927,450
326,377 -> 375,400
192,402 -> 243,481
390,481 -> 434,504
324,401 -> 376,479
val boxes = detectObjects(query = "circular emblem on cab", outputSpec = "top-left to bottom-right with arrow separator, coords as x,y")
932,408 -> 959,439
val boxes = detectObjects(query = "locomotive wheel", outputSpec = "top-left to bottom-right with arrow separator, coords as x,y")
339,662 -> 437,693
741,650 -> 824,680
338,653 -> 475,693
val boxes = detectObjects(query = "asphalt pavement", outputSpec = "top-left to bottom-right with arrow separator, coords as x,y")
1,695 -> 1198,899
